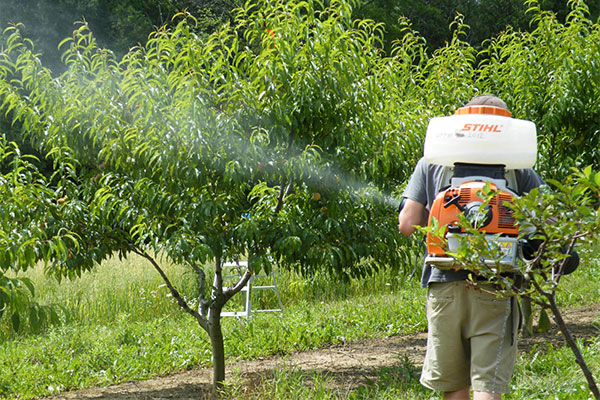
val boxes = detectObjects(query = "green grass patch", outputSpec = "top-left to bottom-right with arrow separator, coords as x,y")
0,291 -> 426,398
509,339 -> 600,399
0,250 -> 599,399
0,255 -> 427,399
553,247 -> 600,308
221,341 -> 600,400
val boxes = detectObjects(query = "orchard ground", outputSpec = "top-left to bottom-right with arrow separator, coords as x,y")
42,303 -> 600,400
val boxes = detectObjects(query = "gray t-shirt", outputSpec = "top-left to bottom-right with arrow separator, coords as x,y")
402,157 -> 545,288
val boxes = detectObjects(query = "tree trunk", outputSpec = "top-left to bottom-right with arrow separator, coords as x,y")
520,296 -> 534,337
209,254 -> 226,399
209,311 -> 226,399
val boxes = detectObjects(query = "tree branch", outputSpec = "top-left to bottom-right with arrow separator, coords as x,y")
190,262 -> 210,319
553,225 -> 581,281
274,180 -> 293,214
546,288 -> 600,398
213,254 -> 223,298
132,247 -> 209,332
208,254 -> 226,321
223,265 -> 253,303
274,125 -> 296,215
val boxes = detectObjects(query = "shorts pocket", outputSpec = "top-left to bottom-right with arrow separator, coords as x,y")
427,283 -> 457,314
429,282 -> 458,300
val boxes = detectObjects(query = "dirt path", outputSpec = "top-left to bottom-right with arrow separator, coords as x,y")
44,304 -> 600,400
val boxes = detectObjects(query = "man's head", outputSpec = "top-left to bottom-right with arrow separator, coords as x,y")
465,94 -> 509,111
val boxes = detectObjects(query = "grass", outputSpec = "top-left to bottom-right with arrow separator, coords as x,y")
2,254 -> 193,332
0,253 -> 427,399
509,339 -> 600,399
220,339 -> 600,400
0,249 -> 599,399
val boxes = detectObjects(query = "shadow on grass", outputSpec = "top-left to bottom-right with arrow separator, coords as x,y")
518,304 -> 600,354
45,305 -> 599,400
44,381 -> 213,400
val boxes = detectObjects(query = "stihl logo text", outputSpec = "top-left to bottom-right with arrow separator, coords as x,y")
462,123 -> 502,133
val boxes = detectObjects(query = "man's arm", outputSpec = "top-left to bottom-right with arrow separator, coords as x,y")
398,198 -> 429,236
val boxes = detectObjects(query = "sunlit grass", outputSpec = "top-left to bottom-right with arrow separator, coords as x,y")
2,253 -> 193,334
2,251 -> 419,338
507,337 -> 600,399
553,246 -> 600,308
221,339 -> 600,399
0,247 -> 598,399
0,291 -> 426,398
0,254 -> 427,399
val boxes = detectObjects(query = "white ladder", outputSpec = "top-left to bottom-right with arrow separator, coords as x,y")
220,260 -> 283,319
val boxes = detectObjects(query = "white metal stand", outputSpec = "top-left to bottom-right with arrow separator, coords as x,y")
220,260 -> 283,319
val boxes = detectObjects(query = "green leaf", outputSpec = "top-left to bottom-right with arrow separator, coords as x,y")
19,277 -> 35,297
29,306 -> 40,331
11,312 -> 20,332
49,308 -> 60,326
537,308 -> 551,333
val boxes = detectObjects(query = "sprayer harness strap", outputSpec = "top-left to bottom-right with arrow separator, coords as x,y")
438,166 -> 520,195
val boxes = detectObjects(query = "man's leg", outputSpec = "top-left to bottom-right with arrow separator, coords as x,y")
420,283 -> 471,393
444,387 -> 470,399
467,286 -> 518,398
444,389 -> 502,399
473,391 -> 501,400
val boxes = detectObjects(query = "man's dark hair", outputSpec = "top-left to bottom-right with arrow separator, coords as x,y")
465,94 -> 509,110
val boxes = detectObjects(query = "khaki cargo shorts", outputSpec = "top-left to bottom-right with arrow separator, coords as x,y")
420,281 -> 518,394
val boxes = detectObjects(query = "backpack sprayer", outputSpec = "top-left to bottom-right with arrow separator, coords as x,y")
422,105 -> 537,272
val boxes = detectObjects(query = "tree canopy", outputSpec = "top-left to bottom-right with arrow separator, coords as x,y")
2,0 -> 598,74
0,0 -> 599,391
0,0 -> 598,321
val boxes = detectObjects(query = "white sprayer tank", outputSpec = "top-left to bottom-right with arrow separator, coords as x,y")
423,105 -> 537,169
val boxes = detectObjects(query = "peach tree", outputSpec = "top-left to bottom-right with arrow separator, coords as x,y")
3,0 -> 598,395
0,138 -> 70,333
0,0 -> 417,393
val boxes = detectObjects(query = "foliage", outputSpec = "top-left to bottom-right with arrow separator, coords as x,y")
0,0 -> 416,391
0,137 -> 72,334
478,0 -> 600,179
0,0 -> 414,281
354,0 -> 600,53
1,0 -> 600,394
0,0 -> 242,73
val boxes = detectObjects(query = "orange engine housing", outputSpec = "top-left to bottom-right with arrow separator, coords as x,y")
426,180 -> 518,257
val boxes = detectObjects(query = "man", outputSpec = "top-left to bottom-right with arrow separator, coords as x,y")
398,95 -> 544,400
